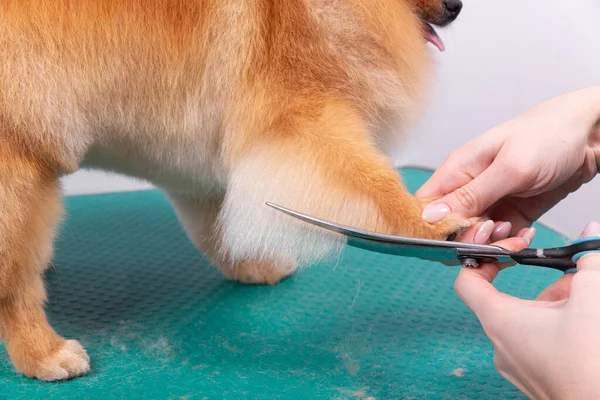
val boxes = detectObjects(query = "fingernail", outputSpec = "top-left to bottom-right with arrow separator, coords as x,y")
490,222 -> 512,242
519,228 -> 536,245
422,203 -> 451,223
474,220 -> 495,244
581,221 -> 600,238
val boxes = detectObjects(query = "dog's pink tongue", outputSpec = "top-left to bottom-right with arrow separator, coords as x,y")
427,29 -> 445,52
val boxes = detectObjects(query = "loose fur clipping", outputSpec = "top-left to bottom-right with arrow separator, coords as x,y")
0,0 -> 471,381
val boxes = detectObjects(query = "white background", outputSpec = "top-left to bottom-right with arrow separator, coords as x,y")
62,1 -> 600,239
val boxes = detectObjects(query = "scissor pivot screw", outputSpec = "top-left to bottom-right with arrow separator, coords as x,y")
461,258 -> 480,269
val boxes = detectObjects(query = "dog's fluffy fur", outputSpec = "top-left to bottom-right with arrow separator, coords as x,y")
0,0 -> 471,380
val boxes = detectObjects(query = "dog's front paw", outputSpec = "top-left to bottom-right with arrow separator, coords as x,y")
22,339 -> 90,381
436,215 -> 481,241
416,198 -> 481,241
220,259 -> 297,285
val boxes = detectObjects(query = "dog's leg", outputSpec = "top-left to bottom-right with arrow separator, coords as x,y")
216,101 -> 476,275
169,194 -> 295,285
0,143 -> 89,381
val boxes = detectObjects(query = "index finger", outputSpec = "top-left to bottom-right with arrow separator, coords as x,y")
415,136 -> 499,199
414,158 -> 474,199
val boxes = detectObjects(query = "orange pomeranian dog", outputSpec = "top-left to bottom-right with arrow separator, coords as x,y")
0,0 -> 470,381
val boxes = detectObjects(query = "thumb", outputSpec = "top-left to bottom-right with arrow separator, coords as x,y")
454,237 -> 529,317
536,274 -> 573,302
423,161 -> 521,222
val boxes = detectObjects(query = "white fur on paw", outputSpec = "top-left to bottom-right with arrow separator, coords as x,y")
36,340 -> 90,381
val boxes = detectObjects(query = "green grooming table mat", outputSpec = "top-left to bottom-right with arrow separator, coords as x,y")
0,168 -> 568,399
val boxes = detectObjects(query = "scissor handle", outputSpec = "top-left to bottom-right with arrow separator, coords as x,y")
508,237 -> 600,272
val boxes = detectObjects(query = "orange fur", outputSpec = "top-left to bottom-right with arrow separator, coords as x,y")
0,0 -> 469,380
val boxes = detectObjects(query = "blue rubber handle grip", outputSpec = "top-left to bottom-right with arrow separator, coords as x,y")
565,237 -> 600,274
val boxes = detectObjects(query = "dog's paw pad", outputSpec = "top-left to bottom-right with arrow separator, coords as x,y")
221,260 -> 296,286
35,340 -> 90,381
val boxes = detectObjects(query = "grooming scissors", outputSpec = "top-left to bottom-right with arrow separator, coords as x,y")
266,202 -> 600,273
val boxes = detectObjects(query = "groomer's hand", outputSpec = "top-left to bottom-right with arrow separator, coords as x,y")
456,221 -> 600,399
416,87 -> 600,237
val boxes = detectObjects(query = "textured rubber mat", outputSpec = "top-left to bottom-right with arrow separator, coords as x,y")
0,168 -> 567,399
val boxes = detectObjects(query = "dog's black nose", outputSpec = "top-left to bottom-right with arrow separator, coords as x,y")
443,0 -> 463,16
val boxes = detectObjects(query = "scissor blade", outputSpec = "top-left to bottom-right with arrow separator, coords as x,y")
265,202 -> 508,264
345,236 -> 463,265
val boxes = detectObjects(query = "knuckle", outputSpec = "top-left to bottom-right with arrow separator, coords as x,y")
453,185 -> 480,211
444,152 -> 463,168
502,160 -> 533,185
